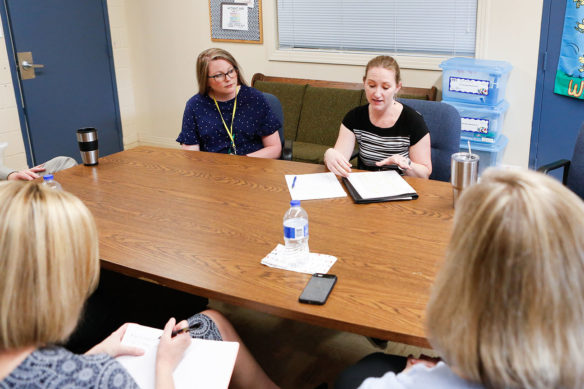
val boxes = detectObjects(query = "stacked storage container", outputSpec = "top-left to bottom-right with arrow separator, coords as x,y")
439,58 -> 512,176
0,142 -> 6,166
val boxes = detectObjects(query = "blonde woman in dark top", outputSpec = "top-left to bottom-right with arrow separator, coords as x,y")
0,182 -> 279,389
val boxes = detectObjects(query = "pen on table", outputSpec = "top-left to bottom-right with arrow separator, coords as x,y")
292,176 -> 297,189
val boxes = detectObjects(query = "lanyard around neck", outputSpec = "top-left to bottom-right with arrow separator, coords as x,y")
212,87 -> 239,155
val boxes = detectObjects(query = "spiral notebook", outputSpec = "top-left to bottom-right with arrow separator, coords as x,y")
342,170 -> 418,203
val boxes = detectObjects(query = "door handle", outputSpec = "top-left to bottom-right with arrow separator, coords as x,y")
17,52 -> 44,80
21,60 -> 44,70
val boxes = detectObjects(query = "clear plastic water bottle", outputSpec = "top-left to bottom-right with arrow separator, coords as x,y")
283,200 -> 309,265
42,174 -> 62,190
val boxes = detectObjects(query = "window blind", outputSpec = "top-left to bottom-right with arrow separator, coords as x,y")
277,0 -> 477,57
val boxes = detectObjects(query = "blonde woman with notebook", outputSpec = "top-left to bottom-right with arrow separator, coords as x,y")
0,181 -> 278,389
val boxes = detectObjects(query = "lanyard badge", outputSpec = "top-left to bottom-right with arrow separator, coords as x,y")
213,89 -> 238,155
227,136 -> 236,155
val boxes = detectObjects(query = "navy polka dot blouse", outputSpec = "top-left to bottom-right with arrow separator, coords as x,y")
177,85 -> 281,155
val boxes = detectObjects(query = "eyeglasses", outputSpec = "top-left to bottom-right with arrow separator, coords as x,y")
208,68 -> 237,82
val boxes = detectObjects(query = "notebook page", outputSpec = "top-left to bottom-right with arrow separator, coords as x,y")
347,171 -> 416,200
285,173 -> 347,200
116,323 -> 239,389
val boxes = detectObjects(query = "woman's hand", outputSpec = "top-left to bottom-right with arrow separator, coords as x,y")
155,318 -> 191,388
406,133 -> 432,179
376,154 -> 411,171
376,148 -> 431,179
325,125 -> 356,177
85,323 -> 144,357
7,165 -> 46,181
324,148 -> 352,177
376,134 -> 432,179
246,131 -> 282,159
180,144 -> 200,151
401,354 -> 440,373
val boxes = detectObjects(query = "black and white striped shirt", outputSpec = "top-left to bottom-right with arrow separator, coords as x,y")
343,104 -> 429,170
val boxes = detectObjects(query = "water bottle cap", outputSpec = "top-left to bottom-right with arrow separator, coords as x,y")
43,174 -> 54,180
290,200 -> 301,207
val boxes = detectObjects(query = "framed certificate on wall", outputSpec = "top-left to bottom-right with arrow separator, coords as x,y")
209,0 -> 263,43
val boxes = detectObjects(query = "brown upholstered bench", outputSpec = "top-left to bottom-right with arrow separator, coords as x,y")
251,73 -> 437,164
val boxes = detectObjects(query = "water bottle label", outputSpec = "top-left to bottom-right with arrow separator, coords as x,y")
284,224 -> 308,239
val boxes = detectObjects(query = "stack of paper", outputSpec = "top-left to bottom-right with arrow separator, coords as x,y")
116,324 -> 239,389
285,173 -> 347,201
343,170 -> 418,203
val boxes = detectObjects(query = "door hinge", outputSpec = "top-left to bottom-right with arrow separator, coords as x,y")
543,52 -> 548,72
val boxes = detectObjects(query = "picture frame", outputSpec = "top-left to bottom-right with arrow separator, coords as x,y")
209,0 -> 263,44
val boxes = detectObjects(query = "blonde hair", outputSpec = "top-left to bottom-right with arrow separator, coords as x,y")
0,182 -> 99,349
426,168 -> 584,388
363,55 -> 401,84
196,48 -> 247,95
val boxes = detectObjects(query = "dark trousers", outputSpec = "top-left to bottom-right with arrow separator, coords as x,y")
64,269 -> 209,353
335,353 -> 407,389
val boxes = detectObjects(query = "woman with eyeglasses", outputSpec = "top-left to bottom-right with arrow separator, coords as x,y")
177,48 -> 282,158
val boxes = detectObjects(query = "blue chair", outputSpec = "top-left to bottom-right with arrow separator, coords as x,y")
538,122 -> 584,200
399,98 -> 462,182
262,92 -> 286,159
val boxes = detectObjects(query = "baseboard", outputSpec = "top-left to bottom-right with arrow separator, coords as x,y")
123,141 -> 140,150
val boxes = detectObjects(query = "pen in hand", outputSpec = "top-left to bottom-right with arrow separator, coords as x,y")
159,322 -> 201,339
171,322 -> 201,337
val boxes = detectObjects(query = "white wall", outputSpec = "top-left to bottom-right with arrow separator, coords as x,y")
122,0 -> 543,168
0,17 -> 26,170
108,0 -> 139,150
0,0 -> 544,169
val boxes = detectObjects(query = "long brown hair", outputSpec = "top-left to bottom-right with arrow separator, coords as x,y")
196,48 -> 247,95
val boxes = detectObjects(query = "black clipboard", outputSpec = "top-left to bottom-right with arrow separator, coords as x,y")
359,163 -> 402,173
342,176 -> 419,204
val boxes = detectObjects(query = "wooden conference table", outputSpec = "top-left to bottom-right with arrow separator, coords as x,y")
56,146 -> 454,348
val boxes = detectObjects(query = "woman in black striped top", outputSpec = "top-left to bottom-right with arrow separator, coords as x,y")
324,56 -> 432,178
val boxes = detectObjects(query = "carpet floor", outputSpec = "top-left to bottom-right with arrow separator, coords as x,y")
209,300 -> 437,389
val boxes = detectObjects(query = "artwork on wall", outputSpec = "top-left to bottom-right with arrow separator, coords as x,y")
554,0 -> 584,99
209,0 -> 263,43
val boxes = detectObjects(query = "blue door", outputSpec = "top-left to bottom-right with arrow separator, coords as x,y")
0,0 -> 122,166
531,0 -> 584,171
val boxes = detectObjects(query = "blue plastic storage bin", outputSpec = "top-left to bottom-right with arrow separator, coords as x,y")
444,99 -> 509,144
440,57 -> 512,105
459,135 -> 508,176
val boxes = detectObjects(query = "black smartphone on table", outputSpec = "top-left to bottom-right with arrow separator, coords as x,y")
299,273 -> 337,305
